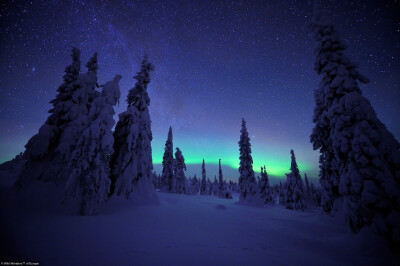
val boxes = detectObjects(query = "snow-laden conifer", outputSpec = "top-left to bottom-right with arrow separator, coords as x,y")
218,159 -> 224,196
238,118 -> 258,202
212,175 -> 219,195
310,11 -> 400,244
189,175 -> 200,195
304,173 -> 311,202
282,150 -> 305,210
206,178 -> 212,195
52,52 -> 100,185
259,166 -> 272,204
200,159 -> 207,195
66,75 -> 121,215
174,147 -> 186,194
110,56 -> 156,199
17,48 -> 82,186
160,127 -> 174,192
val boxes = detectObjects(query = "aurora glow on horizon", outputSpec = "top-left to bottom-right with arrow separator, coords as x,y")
1,1 -> 399,181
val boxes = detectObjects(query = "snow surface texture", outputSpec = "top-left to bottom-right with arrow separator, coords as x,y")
0,184 -> 397,265
310,11 -> 400,245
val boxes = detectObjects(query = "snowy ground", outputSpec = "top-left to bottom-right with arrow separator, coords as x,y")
0,173 -> 397,265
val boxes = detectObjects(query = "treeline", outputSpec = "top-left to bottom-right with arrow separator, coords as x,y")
16,50 -> 157,215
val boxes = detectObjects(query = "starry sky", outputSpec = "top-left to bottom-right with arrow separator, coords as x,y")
0,0 -> 399,181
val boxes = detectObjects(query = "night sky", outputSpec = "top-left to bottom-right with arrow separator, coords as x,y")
1,0 -> 399,180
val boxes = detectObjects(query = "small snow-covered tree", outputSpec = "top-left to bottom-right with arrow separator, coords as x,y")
174,147 -> 186,194
238,118 -> 258,202
259,166 -> 272,204
310,11 -> 400,244
110,56 -> 156,199
189,175 -> 200,195
282,150 -> 306,210
200,159 -> 207,195
217,159 -> 232,199
222,180 -> 233,199
212,175 -> 219,195
66,75 -> 121,215
206,178 -> 212,195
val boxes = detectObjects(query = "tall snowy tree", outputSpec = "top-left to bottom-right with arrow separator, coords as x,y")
66,75 -> 121,215
310,11 -> 400,244
174,147 -> 186,194
200,159 -> 207,195
259,166 -> 272,204
42,52 -> 99,185
17,47 -> 82,186
282,150 -> 306,210
238,118 -> 258,202
159,127 -> 174,192
110,56 -> 156,200
48,47 -> 82,126
218,159 -> 224,196
304,173 -> 310,193
304,173 -> 311,202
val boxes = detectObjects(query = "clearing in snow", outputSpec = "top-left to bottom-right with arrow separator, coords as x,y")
0,180 -> 396,265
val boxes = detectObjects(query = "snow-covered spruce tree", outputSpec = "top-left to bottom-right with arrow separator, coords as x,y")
174,147 -> 186,194
206,178 -> 212,195
238,118 -> 258,202
217,159 -> 232,199
310,12 -> 400,244
282,150 -> 306,210
222,180 -> 233,199
304,173 -> 311,203
110,56 -> 156,199
228,181 -> 235,193
66,75 -> 121,215
212,175 -> 219,196
51,52 -> 100,185
200,159 -> 207,195
17,48 -> 82,186
309,182 -> 322,207
218,159 -> 224,196
48,47 -> 82,127
189,174 -> 200,195
259,166 -> 272,205
159,126 -> 174,192
151,171 -> 156,188
278,181 -> 284,205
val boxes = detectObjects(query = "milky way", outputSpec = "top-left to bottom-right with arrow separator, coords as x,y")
1,0 -> 399,180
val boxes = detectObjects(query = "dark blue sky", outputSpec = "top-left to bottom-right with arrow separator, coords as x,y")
1,0 -> 399,180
